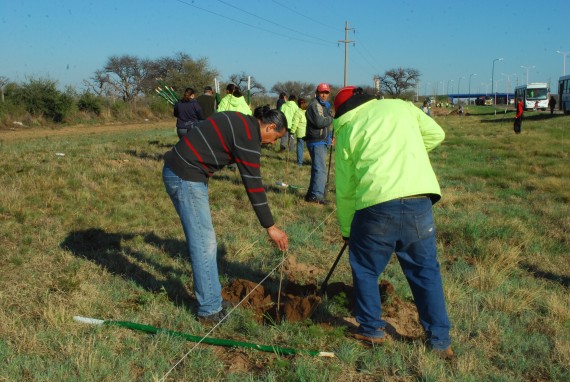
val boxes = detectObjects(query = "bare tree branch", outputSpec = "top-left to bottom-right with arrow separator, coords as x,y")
377,67 -> 421,98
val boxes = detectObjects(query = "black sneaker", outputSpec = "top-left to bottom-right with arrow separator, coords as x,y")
198,308 -> 227,325
197,301 -> 233,325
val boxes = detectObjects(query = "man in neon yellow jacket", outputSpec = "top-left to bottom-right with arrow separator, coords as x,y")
290,98 -> 307,166
279,95 -> 299,152
333,86 -> 453,359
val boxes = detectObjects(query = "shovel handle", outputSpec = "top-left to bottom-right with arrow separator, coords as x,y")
320,242 -> 348,296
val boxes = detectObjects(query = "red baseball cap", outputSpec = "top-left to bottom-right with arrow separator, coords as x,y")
316,83 -> 331,93
334,86 -> 356,111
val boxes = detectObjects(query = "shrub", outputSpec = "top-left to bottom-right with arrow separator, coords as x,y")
110,100 -> 130,119
77,92 -> 102,115
148,96 -> 172,117
11,78 -> 75,122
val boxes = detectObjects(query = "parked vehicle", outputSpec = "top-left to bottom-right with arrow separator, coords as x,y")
514,83 -> 549,111
475,96 -> 493,106
558,75 -> 570,114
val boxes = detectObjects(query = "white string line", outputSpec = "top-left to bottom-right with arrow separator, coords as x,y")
277,140 -> 293,316
158,207 -> 337,382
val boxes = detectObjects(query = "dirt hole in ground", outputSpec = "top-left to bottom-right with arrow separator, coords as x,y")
221,256 -> 424,340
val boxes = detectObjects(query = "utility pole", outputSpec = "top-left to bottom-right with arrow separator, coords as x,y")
339,21 -> 354,87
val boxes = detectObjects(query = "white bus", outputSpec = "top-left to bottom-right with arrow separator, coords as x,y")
514,83 -> 549,111
558,75 -> 570,114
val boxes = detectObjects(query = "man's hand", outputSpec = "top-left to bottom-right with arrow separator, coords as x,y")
266,225 -> 288,251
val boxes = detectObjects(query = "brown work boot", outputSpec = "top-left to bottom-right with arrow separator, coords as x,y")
352,332 -> 386,345
432,346 -> 454,360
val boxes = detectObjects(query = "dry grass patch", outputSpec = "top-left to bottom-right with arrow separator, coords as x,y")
468,239 -> 522,291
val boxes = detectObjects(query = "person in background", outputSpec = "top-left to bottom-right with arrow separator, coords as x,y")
196,86 -> 217,118
514,97 -> 523,134
291,98 -> 307,166
217,84 -> 252,115
276,92 -> 287,110
422,100 -> 431,116
304,83 -> 333,205
276,92 -> 290,152
174,87 -> 203,138
162,106 -> 289,323
279,94 -> 299,152
332,86 -> 453,359
548,95 -> 556,115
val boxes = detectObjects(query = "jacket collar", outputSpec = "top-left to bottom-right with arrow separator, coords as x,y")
334,94 -> 375,119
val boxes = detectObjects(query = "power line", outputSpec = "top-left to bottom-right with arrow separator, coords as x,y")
173,0 -> 332,47
215,0 -> 335,46
353,46 -> 379,78
271,0 -> 339,32
354,36 -> 382,74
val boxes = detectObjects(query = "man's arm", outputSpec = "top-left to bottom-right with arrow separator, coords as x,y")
415,104 -> 445,152
306,102 -> 333,129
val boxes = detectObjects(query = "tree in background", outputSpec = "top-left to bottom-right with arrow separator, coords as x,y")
228,72 -> 266,98
377,67 -> 420,99
103,55 -> 149,102
86,52 -> 219,102
83,70 -> 114,98
271,81 -> 316,99
164,53 -> 219,96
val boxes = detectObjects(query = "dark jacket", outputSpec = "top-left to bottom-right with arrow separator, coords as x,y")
304,98 -> 333,143
163,112 -> 274,228
196,94 -> 216,118
174,99 -> 203,129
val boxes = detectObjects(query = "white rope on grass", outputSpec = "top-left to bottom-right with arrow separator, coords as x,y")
276,142 -> 293,318
158,207 -> 337,382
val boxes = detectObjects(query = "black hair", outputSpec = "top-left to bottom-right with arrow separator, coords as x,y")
288,94 -> 297,102
254,105 -> 287,132
226,83 -> 243,97
278,92 -> 287,99
182,87 -> 195,101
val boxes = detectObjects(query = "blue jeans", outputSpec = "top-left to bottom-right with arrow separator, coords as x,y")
296,138 -> 304,166
349,197 -> 451,350
162,164 -> 222,317
306,143 -> 327,199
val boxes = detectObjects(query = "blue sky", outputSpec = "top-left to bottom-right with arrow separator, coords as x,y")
1,0 -> 569,95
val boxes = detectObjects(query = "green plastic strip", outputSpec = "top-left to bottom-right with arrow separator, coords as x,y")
105,320 -> 328,357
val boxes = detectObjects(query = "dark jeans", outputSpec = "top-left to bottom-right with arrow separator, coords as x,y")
306,143 -> 327,200
349,197 -> 451,350
514,117 -> 522,134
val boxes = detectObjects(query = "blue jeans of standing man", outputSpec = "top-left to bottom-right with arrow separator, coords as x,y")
306,143 -> 327,200
296,137 -> 304,166
162,164 -> 223,317
349,197 -> 451,350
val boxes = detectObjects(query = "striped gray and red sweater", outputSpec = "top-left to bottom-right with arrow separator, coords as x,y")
163,111 -> 274,228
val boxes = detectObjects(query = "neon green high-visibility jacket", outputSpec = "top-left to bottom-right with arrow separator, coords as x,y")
291,108 -> 307,138
334,98 -> 445,237
217,94 -> 252,115
280,100 -> 299,131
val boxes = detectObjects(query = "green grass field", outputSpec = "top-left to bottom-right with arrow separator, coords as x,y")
1,106 -> 568,381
